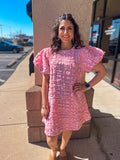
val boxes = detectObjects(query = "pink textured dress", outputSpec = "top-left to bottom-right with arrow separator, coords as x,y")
33,45 -> 104,136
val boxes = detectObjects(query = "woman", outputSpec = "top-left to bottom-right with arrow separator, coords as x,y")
33,13 -> 107,160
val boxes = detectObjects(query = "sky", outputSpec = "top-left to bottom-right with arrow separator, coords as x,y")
0,0 -> 33,38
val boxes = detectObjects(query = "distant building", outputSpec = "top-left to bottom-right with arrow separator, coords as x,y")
15,34 -> 33,41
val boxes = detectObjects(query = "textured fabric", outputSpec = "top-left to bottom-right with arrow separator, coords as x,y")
33,49 -> 50,74
33,45 -> 104,136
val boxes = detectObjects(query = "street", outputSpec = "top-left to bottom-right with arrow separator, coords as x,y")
0,47 -> 33,86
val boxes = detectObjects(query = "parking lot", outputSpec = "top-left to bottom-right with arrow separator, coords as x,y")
0,47 -> 33,86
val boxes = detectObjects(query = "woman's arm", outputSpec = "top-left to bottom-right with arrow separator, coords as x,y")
42,74 -> 49,106
41,74 -> 50,119
88,62 -> 107,88
73,62 -> 107,92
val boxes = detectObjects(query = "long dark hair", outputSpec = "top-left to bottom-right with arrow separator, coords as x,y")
51,13 -> 84,53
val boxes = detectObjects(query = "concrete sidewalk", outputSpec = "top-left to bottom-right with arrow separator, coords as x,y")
86,72 -> 120,160
0,52 -> 120,160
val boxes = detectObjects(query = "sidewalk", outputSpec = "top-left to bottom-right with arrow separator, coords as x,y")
86,72 -> 120,160
0,52 -> 120,160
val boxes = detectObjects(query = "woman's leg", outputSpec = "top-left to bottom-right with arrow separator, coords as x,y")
60,130 -> 72,157
47,135 -> 59,160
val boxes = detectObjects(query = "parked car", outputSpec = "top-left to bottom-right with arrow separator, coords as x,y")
27,39 -> 33,46
17,39 -> 33,46
0,40 -> 24,53
3,38 -> 13,43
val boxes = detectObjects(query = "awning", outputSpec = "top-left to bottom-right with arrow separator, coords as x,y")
26,0 -> 32,20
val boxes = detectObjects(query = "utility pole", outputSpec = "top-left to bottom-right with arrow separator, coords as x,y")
9,26 -> 12,39
0,24 -> 3,39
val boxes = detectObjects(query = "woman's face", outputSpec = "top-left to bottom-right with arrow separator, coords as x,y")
58,20 -> 74,45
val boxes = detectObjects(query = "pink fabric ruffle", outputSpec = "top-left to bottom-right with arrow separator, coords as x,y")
80,45 -> 104,73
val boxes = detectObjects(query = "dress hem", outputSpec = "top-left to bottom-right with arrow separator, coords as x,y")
44,117 -> 91,137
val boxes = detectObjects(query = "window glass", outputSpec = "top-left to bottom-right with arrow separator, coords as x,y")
89,26 -> 92,45
113,62 -> 120,87
101,18 -> 120,57
89,24 -> 99,47
103,60 -> 114,82
109,19 -> 120,56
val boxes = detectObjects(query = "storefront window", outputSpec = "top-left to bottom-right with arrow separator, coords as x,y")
89,27 -> 92,45
113,62 -> 120,87
103,60 -> 114,82
101,18 -> 120,57
89,24 -> 99,47
109,18 -> 120,56
92,0 -> 120,89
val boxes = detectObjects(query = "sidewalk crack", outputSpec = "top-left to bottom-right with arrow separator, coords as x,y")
0,122 -> 27,127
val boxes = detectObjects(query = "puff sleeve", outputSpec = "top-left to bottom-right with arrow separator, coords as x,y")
81,45 -> 104,73
33,48 -> 50,74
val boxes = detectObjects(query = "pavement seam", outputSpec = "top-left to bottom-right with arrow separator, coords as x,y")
92,118 -> 111,160
0,122 -> 27,127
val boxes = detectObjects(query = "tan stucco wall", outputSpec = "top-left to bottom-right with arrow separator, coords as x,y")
32,0 -> 93,85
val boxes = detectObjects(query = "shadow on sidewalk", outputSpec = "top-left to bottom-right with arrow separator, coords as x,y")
31,109 -> 120,160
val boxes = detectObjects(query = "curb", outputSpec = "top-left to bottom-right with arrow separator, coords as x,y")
7,60 -> 17,67
17,55 -> 23,60
6,48 -> 34,68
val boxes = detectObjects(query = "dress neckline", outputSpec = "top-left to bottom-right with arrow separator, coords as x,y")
59,46 -> 74,52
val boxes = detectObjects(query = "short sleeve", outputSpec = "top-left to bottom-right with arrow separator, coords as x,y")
81,45 -> 104,73
33,48 -> 50,74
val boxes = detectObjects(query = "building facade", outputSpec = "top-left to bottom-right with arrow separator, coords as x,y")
90,0 -> 120,89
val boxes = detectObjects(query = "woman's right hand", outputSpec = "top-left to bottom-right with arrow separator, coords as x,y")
41,106 -> 50,119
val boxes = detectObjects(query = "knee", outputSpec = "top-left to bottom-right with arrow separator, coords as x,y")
47,136 -> 53,146
47,136 -> 59,151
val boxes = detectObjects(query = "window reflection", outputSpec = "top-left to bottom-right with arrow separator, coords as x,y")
101,18 -> 120,57
114,62 -> 120,87
103,60 -> 114,82
109,19 -> 120,56
89,24 -> 99,47
89,27 -> 92,45
91,0 -> 120,89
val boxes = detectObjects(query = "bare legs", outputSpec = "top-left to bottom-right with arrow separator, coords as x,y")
47,135 -> 58,160
60,130 -> 72,157
47,130 -> 72,159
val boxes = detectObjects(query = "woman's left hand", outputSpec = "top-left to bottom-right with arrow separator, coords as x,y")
73,83 -> 88,93
41,107 -> 50,119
